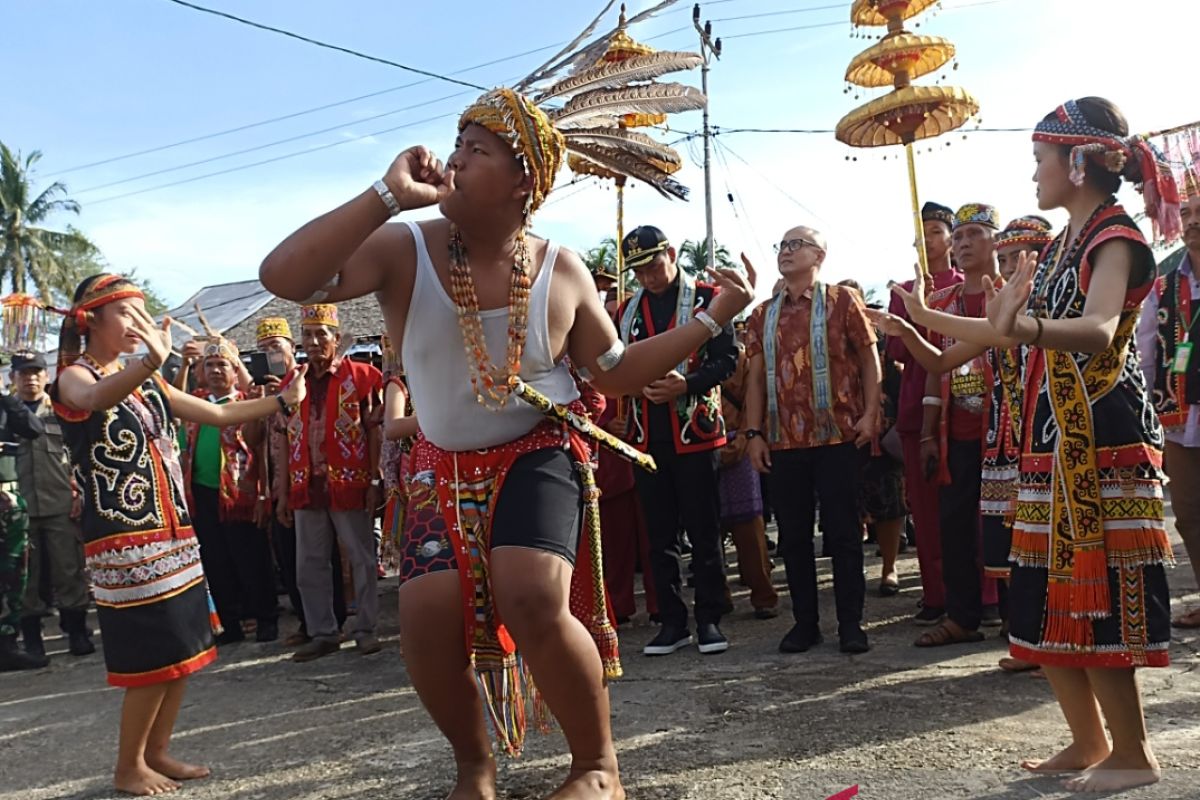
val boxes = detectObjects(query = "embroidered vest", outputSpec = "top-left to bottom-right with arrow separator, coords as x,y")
181,393 -> 260,523
51,356 -> 193,541
287,359 -> 381,511
1151,260 -> 1199,429
617,276 -> 727,454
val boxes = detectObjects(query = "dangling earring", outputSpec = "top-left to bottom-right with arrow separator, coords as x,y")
522,192 -> 533,218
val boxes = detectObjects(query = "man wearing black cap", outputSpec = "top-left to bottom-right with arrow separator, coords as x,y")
886,201 -> 963,627
12,351 -> 95,660
0,363 -> 46,671
617,225 -> 736,655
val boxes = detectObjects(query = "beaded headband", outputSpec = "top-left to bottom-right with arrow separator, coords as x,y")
995,215 -> 1054,250
953,202 -> 1000,231
1033,99 -> 1181,242
55,274 -> 145,368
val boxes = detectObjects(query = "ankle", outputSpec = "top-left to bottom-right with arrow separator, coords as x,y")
568,753 -> 620,776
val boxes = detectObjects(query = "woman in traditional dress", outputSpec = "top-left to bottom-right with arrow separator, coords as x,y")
52,274 -> 306,796
890,97 -> 1176,792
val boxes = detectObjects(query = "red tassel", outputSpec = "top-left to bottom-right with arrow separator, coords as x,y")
1070,547 -> 1111,618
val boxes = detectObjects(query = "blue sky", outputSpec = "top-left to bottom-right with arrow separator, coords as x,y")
6,0 -> 1189,308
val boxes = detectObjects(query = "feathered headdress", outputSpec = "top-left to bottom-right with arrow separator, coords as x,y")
458,1 -> 705,215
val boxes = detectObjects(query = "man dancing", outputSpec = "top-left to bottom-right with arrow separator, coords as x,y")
261,86 -> 752,800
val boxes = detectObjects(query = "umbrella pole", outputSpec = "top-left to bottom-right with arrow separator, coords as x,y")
615,176 -> 627,424
902,143 -> 931,278
905,142 -> 930,277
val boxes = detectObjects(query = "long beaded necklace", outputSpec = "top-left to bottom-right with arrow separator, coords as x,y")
1029,197 -> 1116,318
447,224 -> 532,410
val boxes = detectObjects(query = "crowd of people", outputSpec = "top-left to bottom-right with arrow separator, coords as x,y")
0,90 -> 1195,799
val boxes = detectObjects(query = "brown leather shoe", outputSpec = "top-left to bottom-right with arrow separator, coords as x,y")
292,638 -> 341,663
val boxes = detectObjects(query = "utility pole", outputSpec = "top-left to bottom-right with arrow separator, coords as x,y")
693,3 -> 721,273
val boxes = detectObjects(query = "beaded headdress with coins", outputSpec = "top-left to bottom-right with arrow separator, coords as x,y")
457,1 -> 706,218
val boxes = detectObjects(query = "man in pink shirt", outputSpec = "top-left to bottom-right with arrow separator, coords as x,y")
886,202 -> 962,624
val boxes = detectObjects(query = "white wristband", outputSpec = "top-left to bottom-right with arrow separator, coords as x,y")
922,396 -> 944,408
694,311 -> 723,339
373,179 -> 402,217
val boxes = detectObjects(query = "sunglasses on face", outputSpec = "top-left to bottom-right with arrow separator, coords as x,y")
774,238 -> 821,254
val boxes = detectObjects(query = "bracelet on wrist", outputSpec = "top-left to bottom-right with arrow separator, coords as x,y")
693,311 -> 723,339
276,395 -> 292,415
1028,316 -> 1044,346
921,396 -> 944,408
920,435 -> 937,443
141,355 -> 161,371
372,179 -> 402,217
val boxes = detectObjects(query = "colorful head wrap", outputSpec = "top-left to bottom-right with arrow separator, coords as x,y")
1033,99 -> 1182,242
201,336 -> 238,365
922,201 -> 954,228
300,304 -> 339,329
256,317 -> 292,344
996,215 -> 1054,250
459,88 -> 566,217
953,203 -> 1000,231
55,273 -> 145,368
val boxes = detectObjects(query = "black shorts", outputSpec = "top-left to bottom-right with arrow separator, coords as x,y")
398,447 -> 582,585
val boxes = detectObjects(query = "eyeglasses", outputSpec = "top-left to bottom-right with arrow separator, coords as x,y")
774,238 -> 822,254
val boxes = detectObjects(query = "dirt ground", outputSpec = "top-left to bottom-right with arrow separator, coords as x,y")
2,509 -> 1197,800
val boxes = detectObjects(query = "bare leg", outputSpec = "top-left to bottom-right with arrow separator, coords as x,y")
1063,669 -> 1160,793
491,548 -> 623,800
875,517 -> 902,589
1021,667 -> 1110,774
398,573 -> 495,800
114,685 -> 180,796
144,677 -> 210,781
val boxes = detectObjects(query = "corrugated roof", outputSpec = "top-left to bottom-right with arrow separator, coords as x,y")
163,279 -> 276,344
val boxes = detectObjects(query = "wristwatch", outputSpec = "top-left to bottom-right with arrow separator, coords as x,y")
743,429 -> 764,440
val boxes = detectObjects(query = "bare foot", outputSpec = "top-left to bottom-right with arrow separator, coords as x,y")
114,764 -> 181,796
1021,741 -> 1111,775
446,758 -> 496,800
546,768 -> 625,800
1063,750 -> 1161,793
145,751 -> 211,781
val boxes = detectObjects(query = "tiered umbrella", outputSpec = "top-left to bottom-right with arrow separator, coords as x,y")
537,3 -> 704,304
836,0 -> 979,274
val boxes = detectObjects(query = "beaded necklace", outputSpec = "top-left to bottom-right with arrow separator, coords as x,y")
1029,197 -> 1116,318
447,224 -> 532,410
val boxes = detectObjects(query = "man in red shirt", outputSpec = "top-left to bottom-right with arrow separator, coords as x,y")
913,203 -> 1001,648
887,201 -> 961,625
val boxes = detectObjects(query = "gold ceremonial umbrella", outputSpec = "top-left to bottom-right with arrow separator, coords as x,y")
851,0 -> 941,29
844,33 -> 954,88
837,0 -> 977,274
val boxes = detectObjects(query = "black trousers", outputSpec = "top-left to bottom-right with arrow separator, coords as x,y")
191,484 -> 277,630
940,438 -> 983,631
271,517 -> 345,634
633,444 -> 728,628
768,443 -> 865,632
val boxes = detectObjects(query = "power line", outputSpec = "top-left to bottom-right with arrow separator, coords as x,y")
49,42 -> 563,177
73,88 -> 475,194
87,110 -> 459,206
160,0 -> 486,90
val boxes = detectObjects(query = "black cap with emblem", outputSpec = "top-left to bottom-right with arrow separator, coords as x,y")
10,351 -> 47,372
621,225 -> 671,270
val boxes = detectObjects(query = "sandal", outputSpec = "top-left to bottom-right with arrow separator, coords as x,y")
878,577 -> 900,597
1171,608 -> 1200,629
914,621 -> 985,648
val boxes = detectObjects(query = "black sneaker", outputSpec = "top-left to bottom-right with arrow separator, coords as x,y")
642,626 -> 692,656
779,624 -> 823,653
696,623 -> 729,655
839,624 -> 871,654
913,606 -> 945,626
981,605 -> 1003,628
753,607 -> 780,621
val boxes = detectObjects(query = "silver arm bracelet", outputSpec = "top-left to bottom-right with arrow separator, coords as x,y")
694,311 -> 723,339
373,179 -> 402,217
596,340 -> 626,373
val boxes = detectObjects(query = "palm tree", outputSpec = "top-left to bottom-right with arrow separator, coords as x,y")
0,142 -> 94,301
678,237 -> 735,277
584,237 -> 619,277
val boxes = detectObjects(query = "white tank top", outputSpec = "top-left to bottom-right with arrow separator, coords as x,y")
400,221 -> 579,451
